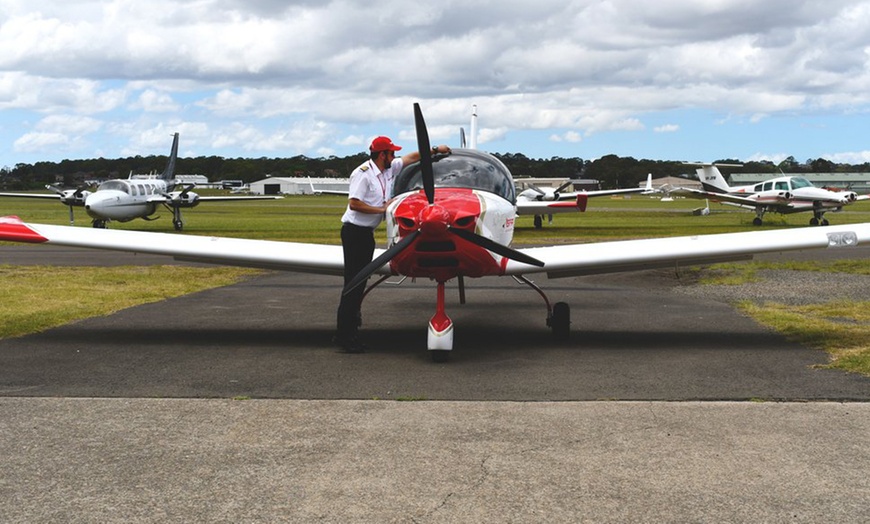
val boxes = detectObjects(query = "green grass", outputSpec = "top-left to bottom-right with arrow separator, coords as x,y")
738,300 -> 870,376
2,193 -> 870,375
0,265 -> 261,339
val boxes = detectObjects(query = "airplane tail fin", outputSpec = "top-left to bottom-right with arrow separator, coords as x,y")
686,163 -> 740,194
161,133 -> 179,182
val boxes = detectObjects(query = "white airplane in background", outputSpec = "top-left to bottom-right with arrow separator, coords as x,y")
516,174 -> 654,228
2,104 -> 869,362
669,163 -> 870,226
0,133 -> 281,231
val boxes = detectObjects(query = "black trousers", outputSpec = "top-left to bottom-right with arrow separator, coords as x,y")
336,222 -> 375,339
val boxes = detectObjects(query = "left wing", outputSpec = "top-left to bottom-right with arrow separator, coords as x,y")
507,223 -> 870,278
3,216 -> 868,281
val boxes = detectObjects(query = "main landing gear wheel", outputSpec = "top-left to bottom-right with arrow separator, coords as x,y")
752,217 -> 763,226
534,215 -> 543,229
92,219 -> 108,229
550,301 -> 571,339
173,219 -> 184,231
810,217 -> 829,226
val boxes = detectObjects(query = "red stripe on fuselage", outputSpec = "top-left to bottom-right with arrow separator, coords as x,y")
0,216 -> 48,243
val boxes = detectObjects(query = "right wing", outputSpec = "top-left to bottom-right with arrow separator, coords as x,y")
0,215 -> 357,277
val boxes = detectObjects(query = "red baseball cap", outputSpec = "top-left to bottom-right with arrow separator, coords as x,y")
370,136 -> 402,152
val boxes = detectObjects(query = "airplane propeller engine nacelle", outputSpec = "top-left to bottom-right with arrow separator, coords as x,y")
843,191 -> 858,203
166,190 -> 201,208
755,189 -> 792,203
46,185 -> 90,207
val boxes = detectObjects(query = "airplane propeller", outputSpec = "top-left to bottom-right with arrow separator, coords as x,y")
342,103 -> 543,296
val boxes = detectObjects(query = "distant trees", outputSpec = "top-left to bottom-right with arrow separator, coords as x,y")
2,151 -> 866,191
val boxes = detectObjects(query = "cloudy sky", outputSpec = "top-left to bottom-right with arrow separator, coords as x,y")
2,0 -> 870,168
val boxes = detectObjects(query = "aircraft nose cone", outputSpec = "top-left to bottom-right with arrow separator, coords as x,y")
419,205 -> 450,235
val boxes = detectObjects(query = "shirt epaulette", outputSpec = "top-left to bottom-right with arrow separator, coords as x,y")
359,165 -> 369,172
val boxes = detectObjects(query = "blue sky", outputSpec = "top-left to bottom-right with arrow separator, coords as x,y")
2,0 -> 870,168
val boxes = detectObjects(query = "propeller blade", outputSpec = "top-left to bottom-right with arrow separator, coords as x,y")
413,103 -> 435,205
528,184 -> 545,195
448,227 -> 545,267
342,231 -> 420,296
555,180 -> 574,193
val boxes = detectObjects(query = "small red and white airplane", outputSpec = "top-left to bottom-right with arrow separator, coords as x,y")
669,163 -> 870,226
2,104 -> 870,361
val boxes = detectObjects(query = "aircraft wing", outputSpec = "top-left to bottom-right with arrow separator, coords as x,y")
193,195 -> 284,202
516,196 -> 587,215
145,195 -> 284,203
0,192 -> 61,200
505,223 -> 870,278
668,187 -> 788,210
0,216 -> 356,277
3,215 -> 869,282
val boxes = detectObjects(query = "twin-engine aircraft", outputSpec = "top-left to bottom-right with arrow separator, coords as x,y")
0,133 -> 281,231
669,163 -> 870,226
2,104 -> 870,362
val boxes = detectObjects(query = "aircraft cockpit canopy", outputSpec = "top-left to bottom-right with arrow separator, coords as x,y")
98,180 -> 129,193
392,149 -> 516,203
789,177 -> 814,190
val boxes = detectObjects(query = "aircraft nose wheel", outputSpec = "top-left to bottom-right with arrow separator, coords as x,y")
173,219 -> 184,231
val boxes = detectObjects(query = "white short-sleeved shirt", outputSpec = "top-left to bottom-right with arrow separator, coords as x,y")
340,157 -> 403,228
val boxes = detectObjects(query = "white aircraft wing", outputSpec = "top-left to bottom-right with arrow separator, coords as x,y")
669,187 -> 791,210
505,222 -> 870,278
145,195 -> 283,204
0,216 -> 356,277
3,216 -> 868,282
516,197 -> 585,215
0,192 -> 62,200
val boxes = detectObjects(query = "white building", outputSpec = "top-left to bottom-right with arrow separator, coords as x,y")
248,177 -> 350,195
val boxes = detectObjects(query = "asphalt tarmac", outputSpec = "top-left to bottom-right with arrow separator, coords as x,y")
1,243 -> 868,522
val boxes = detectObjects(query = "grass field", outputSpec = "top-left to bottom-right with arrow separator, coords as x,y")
2,193 -> 870,375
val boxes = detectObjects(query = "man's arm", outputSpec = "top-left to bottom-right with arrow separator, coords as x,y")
348,198 -> 387,214
400,144 -> 451,166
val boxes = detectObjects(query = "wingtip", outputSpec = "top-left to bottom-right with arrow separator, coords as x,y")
0,216 -> 48,243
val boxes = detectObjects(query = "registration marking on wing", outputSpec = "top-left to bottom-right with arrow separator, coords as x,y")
827,231 -> 859,247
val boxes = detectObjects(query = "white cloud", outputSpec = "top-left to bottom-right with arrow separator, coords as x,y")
2,1 -> 870,163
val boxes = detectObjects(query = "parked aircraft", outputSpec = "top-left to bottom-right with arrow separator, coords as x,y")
516,174 -> 654,228
669,163 -> 870,226
0,133 -> 281,231
2,104 -> 869,362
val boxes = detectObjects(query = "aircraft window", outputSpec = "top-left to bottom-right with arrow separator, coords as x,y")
775,181 -> 789,191
392,149 -> 516,203
790,177 -> 814,190
98,180 -> 129,193
754,184 -> 763,192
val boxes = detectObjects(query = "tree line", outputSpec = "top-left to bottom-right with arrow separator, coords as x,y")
2,152 -> 867,191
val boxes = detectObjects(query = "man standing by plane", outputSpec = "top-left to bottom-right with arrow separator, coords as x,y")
335,136 -> 451,353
